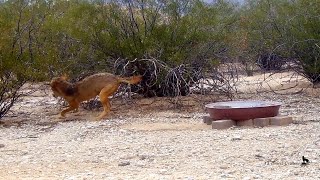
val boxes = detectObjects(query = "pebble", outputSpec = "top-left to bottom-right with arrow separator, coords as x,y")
118,161 -> 130,166
231,135 -> 242,141
220,173 -> 233,178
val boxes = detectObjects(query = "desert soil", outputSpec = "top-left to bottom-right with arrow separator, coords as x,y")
0,71 -> 320,180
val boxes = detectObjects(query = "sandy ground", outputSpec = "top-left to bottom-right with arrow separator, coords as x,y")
0,71 -> 320,179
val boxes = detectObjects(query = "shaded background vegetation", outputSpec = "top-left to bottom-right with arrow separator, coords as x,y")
1,0 -> 320,118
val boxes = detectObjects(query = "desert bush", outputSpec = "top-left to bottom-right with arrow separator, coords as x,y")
114,57 -> 237,98
9,0 -> 320,108
285,1 -> 320,84
256,53 -> 284,71
114,58 -> 202,97
236,0 -> 320,83
0,72 -> 26,119
63,0 -> 238,97
235,0 -> 290,74
0,0 -> 47,119
291,41 -> 320,84
74,0 -> 238,98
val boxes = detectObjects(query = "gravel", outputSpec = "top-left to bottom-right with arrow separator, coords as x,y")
0,74 -> 320,179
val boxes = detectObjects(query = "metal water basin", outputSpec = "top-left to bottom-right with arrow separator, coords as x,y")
205,100 -> 282,121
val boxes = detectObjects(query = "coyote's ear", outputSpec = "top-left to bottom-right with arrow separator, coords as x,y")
61,73 -> 69,80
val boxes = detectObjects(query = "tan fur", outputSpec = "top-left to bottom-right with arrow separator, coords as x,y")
50,73 -> 142,120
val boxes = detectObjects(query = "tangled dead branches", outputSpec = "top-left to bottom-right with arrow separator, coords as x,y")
0,72 -> 26,119
114,58 -> 237,99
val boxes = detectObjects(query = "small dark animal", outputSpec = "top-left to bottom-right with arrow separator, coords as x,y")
301,156 -> 310,166
302,156 -> 309,163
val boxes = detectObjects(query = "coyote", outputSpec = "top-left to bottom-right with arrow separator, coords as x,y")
50,73 -> 142,120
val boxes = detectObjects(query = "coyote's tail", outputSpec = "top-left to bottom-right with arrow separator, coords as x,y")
118,75 -> 142,84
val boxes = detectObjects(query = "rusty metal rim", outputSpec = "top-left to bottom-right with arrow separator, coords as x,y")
205,100 -> 282,109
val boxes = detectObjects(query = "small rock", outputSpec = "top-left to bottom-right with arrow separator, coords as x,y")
0,144 -> 5,148
231,135 -> 242,141
118,161 -> 130,166
219,166 -> 229,169
159,169 -> 168,174
220,173 -> 233,178
255,154 -> 264,159
220,174 -> 228,178
139,155 -> 147,160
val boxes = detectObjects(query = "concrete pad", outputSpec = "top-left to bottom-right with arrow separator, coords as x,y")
236,119 -> 253,127
212,120 -> 236,130
253,117 -> 270,127
270,116 -> 293,126
203,115 -> 213,125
